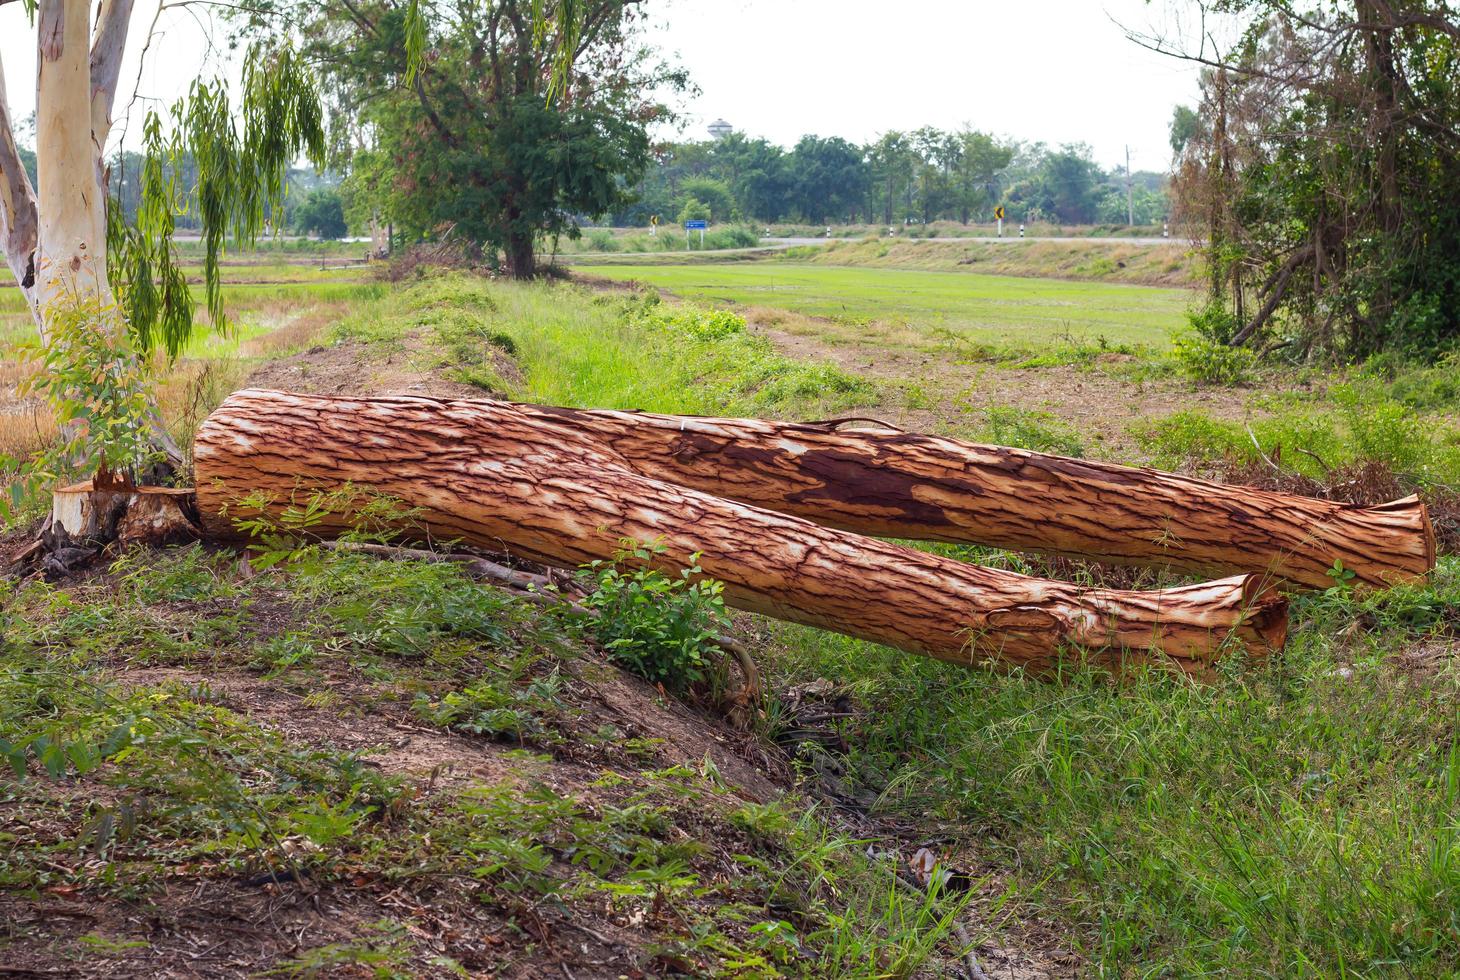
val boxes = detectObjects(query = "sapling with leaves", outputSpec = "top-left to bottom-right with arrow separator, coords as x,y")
0,0 -> 323,510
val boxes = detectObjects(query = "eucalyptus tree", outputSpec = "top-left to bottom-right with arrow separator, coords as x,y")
910,126 -> 957,225
0,0 -> 323,492
867,131 -> 913,226
952,129 -> 1013,224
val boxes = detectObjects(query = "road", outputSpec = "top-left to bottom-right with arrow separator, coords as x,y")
558,234 -> 1190,261
763,235 -> 1184,247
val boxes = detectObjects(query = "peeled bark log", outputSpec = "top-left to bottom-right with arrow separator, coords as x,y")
501,405 -> 1435,591
194,390 -> 1287,677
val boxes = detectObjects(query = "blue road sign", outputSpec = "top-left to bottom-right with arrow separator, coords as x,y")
684,219 -> 708,230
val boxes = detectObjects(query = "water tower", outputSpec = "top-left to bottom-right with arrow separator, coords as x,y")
707,118 -> 733,140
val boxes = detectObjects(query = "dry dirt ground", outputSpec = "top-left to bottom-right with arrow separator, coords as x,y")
1,326 -> 1082,978
747,314 -> 1267,460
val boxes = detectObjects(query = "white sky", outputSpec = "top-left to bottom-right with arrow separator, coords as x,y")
0,0 -> 1206,173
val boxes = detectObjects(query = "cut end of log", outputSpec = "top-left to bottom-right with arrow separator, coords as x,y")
1382,494 -> 1437,580
1237,574 -> 1291,657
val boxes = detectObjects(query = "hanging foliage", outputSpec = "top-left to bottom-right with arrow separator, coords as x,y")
106,45 -> 326,359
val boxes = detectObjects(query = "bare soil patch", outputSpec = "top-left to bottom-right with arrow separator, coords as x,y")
752,315 -> 1267,459
245,335 -> 487,401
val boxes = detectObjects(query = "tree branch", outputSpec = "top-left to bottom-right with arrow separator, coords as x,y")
0,53 -> 39,298
1231,246 -> 1313,347
89,0 -> 136,149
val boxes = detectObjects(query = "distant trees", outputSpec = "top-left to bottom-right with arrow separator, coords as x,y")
292,188 -> 347,239
240,0 -> 683,277
1157,0 -> 1460,358
718,135 -> 793,221
615,129 -> 1163,228
678,178 -> 736,223
788,136 -> 868,224
952,131 -> 1013,224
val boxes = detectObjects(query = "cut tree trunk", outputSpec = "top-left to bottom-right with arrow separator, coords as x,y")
194,390 -> 1287,677
51,481 -> 200,547
500,404 -> 1435,591
2,481 -> 201,580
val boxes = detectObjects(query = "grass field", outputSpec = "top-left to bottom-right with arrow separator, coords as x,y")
317,277 -> 1460,975
0,276 -> 378,468
578,262 -> 1193,353
4,260 -> 1460,975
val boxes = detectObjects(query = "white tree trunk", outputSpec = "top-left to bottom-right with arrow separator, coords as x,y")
34,0 -> 113,331
88,0 -> 134,155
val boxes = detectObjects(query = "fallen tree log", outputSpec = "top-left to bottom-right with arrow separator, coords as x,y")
194,390 -> 1287,677
500,405 -> 1435,591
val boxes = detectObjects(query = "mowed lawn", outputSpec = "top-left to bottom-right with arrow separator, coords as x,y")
579,262 -> 1194,350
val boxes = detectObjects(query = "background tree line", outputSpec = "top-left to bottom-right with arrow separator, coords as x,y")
611,131 -> 1170,228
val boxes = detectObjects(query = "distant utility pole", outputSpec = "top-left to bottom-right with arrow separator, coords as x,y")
1125,145 -> 1134,227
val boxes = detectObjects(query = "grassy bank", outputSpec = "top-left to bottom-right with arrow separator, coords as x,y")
0,543 -> 975,977
791,236 -> 1200,288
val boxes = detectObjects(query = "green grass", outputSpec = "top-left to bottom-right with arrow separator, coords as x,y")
351,273 -> 1460,973
576,262 -> 1192,353
1135,379 -> 1460,486
763,560 -> 1460,975
333,275 -> 882,417
6,268 -> 1459,973
0,541 -> 979,976
0,278 -> 376,348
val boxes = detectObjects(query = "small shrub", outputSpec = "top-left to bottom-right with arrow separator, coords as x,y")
1371,351 -> 1460,410
705,226 -> 760,249
1331,380 -> 1454,478
1187,301 -> 1241,344
643,305 -> 747,340
585,228 -> 619,253
1172,304 -> 1255,383
1171,333 -> 1256,385
580,542 -> 729,692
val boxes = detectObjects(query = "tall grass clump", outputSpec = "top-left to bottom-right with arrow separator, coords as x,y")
1137,379 -> 1460,485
